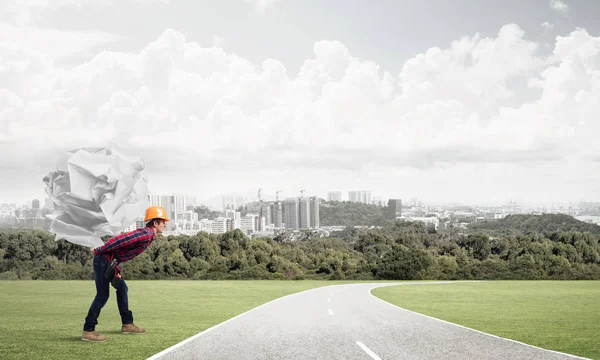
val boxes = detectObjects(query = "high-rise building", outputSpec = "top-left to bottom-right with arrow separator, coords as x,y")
174,195 -> 186,219
349,191 -> 372,204
32,199 -> 40,209
327,191 -> 342,202
260,203 -> 272,227
299,197 -> 310,229
283,198 -> 299,229
246,202 -> 262,214
148,193 -> 161,207
160,195 -> 176,230
271,201 -> 283,228
387,199 -> 402,219
310,196 -> 320,228
224,209 -> 241,229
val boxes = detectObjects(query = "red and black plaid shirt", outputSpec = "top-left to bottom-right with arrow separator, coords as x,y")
93,227 -> 156,270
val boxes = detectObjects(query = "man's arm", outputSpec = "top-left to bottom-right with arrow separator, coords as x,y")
93,230 -> 142,255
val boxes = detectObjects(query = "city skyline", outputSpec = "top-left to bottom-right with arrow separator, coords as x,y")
4,188 -> 600,236
1,1 -> 600,205
1,189 -> 596,210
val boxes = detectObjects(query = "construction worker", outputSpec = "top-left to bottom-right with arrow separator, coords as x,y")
81,206 -> 169,342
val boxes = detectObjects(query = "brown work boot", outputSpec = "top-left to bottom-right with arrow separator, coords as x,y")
121,323 -> 146,334
82,330 -> 107,342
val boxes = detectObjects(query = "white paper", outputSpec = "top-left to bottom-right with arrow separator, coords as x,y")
43,143 -> 150,248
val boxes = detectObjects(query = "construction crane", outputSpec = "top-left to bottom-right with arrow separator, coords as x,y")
276,190 -> 282,202
300,189 -> 305,198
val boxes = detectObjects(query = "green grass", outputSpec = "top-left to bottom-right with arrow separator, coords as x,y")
2,280 -> 598,360
0,280 -> 348,360
372,281 -> 600,360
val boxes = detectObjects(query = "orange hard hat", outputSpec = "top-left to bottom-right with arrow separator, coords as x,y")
144,206 -> 169,221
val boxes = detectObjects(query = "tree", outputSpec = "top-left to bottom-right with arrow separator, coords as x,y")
460,233 -> 491,261
374,244 -> 434,280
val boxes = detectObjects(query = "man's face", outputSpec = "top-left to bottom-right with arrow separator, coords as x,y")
155,220 -> 167,233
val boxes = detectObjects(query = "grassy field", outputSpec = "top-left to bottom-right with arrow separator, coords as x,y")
372,281 -> 600,360
0,280 -> 348,360
1,280 -> 598,360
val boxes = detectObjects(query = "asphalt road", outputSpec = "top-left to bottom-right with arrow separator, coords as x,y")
148,282 -> 588,360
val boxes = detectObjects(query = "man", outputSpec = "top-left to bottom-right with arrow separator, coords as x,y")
81,205 -> 169,342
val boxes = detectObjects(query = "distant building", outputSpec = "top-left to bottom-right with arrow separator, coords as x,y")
260,203 -> 271,228
160,195 -> 176,231
174,195 -> 186,219
299,197 -> 310,229
327,191 -> 342,202
211,217 -> 230,234
32,199 -> 40,209
271,201 -> 283,228
388,199 -> 402,219
349,190 -> 371,204
241,214 -> 260,232
281,196 -> 321,229
148,194 -> 161,207
310,196 -> 320,228
283,198 -> 299,229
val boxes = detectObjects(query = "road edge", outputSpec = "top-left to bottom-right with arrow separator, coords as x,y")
367,282 -> 591,360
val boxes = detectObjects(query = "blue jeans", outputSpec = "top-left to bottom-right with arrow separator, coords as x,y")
83,254 -> 134,331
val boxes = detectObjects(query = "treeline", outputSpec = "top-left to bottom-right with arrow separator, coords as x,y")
469,213 -> 600,236
1,214 -> 599,281
319,201 -> 389,227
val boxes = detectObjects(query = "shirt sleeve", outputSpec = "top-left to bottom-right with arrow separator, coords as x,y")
93,230 -> 141,255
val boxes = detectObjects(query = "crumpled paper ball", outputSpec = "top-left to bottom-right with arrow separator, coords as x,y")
43,143 -> 150,248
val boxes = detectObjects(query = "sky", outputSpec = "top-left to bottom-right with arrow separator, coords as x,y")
1,0 -> 600,206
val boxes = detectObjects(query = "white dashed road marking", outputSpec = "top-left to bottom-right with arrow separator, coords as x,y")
355,341 -> 382,360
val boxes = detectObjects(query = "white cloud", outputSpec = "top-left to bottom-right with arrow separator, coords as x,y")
542,22 -> 554,31
549,0 -> 568,13
1,23 -> 600,203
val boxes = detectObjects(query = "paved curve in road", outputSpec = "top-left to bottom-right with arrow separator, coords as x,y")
147,282 -> 588,360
